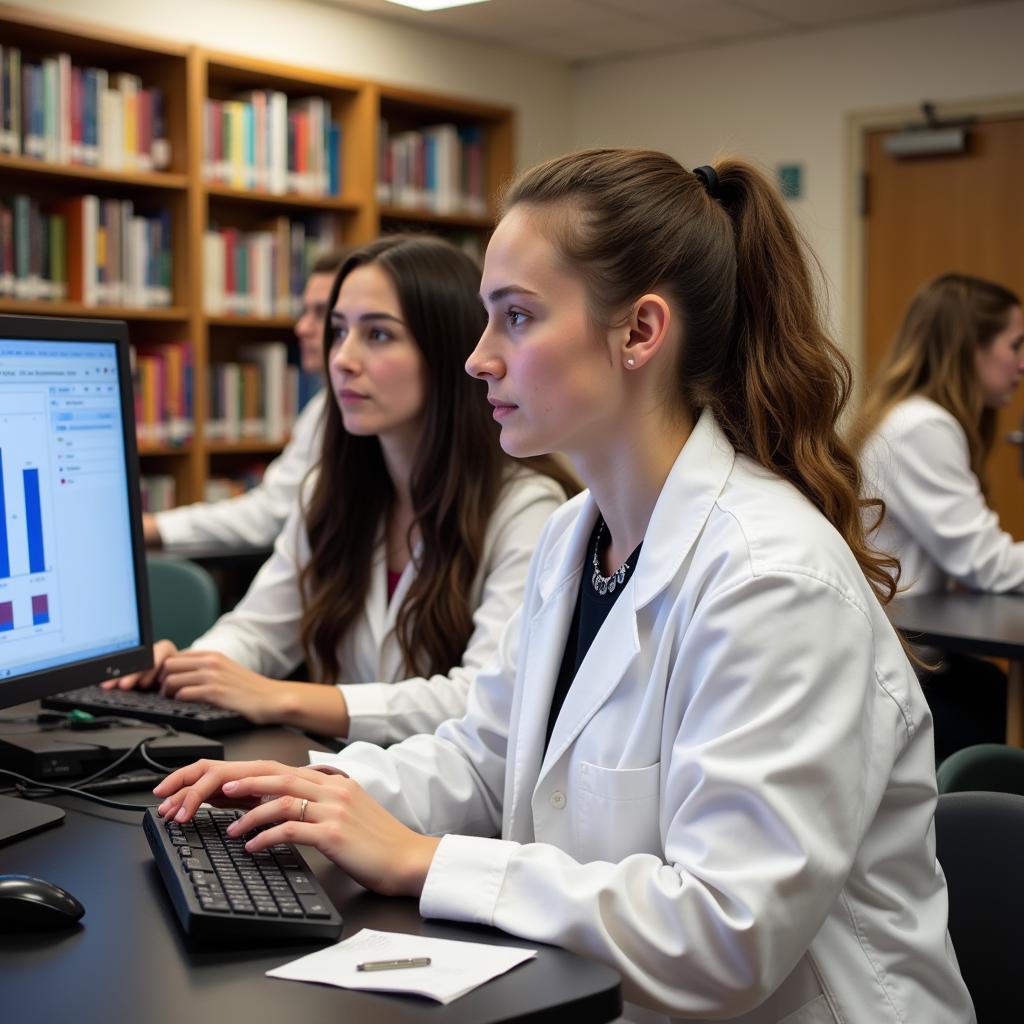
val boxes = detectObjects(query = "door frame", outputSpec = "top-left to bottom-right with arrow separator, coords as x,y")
843,93 -> 1024,397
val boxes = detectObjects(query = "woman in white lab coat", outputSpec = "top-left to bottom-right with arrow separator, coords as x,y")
155,152 -> 973,1023
853,273 -> 1024,759
111,235 -> 574,744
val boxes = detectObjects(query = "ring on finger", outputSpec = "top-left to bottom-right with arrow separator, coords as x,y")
298,798 -> 309,823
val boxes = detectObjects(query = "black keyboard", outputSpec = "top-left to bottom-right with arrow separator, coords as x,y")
43,685 -> 249,735
144,807 -> 343,942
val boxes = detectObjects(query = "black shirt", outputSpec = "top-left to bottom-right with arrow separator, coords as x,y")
544,518 -> 643,752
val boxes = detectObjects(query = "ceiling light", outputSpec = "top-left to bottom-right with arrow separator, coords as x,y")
385,0 -> 492,10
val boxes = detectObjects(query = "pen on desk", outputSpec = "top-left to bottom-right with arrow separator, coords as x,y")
356,957 -> 432,972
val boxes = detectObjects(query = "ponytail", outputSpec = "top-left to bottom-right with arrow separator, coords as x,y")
503,148 -> 900,603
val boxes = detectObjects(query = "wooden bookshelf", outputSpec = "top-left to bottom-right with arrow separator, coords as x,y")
206,439 -> 287,455
0,4 -> 515,508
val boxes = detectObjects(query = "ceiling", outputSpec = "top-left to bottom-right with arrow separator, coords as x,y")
320,0 -> 1004,64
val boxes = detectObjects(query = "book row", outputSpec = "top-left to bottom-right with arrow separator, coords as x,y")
0,193 -> 172,306
141,465 -> 270,513
207,345 -> 319,443
202,94 -> 341,196
376,121 -> 487,215
0,46 -> 171,171
203,217 -> 340,318
132,341 -> 321,446
132,342 -> 193,445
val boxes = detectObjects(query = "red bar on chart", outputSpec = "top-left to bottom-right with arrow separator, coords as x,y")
32,594 -> 50,626
0,600 -> 12,632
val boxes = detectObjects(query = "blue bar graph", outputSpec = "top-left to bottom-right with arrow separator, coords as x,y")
23,467 -> 45,573
0,450 -> 9,579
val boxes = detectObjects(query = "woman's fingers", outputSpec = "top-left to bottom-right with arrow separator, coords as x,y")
153,759 -> 295,821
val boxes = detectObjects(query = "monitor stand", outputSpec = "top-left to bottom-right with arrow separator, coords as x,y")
0,794 -> 65,844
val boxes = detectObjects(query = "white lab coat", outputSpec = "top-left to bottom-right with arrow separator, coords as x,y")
862,394 -> 1024,595
191,468 -> 566,745
321,409 -> 974,1023
155,390 -> 327,548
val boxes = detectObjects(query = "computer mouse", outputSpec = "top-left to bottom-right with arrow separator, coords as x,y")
0,874 -> 85,930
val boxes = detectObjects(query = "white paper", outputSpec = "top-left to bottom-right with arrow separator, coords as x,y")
267,928 -> 537,1004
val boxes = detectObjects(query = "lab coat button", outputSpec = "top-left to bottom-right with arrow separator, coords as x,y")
549,791 -> 566,809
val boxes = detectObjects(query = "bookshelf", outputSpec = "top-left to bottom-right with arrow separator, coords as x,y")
0,4 -> 515,507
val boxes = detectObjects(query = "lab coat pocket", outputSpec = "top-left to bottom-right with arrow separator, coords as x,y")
576,761 -> 662,862
776,995 -> 836,1024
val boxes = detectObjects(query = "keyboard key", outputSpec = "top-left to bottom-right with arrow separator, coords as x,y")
298,895 -> 332,918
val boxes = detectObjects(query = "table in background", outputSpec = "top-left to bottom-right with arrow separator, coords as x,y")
888,592 -> 1024,746
0,721 -> 622,1024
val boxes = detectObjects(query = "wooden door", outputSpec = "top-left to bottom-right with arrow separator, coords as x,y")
864,117 -> 1024,540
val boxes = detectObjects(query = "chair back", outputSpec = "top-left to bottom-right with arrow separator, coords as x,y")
937,743 -> 1024,796
146,556 -> 220,649
935,791 -> 1024,1022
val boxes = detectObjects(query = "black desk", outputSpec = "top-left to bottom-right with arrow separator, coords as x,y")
889,592 -> 1024,745
0,723 -> 622,1024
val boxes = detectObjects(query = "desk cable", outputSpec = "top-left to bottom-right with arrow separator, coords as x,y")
0,709 -> 178,814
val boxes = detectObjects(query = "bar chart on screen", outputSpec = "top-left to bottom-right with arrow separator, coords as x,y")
0,393 -> 58,640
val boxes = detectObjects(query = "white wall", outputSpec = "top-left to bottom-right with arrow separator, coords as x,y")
9,0 -> 574,171
573,0 -> 1024,358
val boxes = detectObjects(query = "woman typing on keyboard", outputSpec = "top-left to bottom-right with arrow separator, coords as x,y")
154,151 -> 973,1022
106,235 -> 574,745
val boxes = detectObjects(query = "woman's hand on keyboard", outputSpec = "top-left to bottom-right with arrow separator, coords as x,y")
158,650 -> 283,723
153,758 -> 441,898
100,639 -> 178,690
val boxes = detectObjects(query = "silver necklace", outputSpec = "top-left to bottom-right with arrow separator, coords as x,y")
591,520 -> 630,595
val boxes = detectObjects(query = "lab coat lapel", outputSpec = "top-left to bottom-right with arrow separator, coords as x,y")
505,495 -> 597,839
537,409 -> 736,783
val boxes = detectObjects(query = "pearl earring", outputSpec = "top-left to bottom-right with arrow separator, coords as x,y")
626,357 -> 636,367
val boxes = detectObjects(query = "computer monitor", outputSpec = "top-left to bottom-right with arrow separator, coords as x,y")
0,314 -> 153,841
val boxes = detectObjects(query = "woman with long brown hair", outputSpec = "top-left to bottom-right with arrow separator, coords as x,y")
156,153 -> 972,1022
853,272 -> 1024,758
114,235 -> 574,744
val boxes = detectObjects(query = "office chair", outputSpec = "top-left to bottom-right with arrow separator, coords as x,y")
936,743 -> 1024,796
934,792 -> 1024,1022
146,555 -> 221,649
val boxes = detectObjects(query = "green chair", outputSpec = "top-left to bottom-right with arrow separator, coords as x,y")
146,555 -> 221,649
936,743 -> 1024,796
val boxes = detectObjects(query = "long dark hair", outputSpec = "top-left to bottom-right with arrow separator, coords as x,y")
503,148 -> 899,603
851,272 -> 1020,497
299,234 -> 575,682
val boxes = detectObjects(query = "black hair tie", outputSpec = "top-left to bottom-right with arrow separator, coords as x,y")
692,165 -> 721,200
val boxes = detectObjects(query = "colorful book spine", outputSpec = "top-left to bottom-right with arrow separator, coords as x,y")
133,342 -> 194,444
203,217 -> 340,317
377,120 -> 489,215
208,341 -> 295,443
201,92 -> 340,196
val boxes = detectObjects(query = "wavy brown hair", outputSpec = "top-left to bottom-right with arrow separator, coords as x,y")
299,235 -> 576,683
503,148 -> 900,603
850,272 -> 1020,498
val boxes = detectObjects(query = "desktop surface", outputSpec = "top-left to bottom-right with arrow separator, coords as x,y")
888,591 -> 1024,660
0,716 -> 622,1024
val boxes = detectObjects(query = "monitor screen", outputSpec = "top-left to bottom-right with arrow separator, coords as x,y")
0,315 -> 152,709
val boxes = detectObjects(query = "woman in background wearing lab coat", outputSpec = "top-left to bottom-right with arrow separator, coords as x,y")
111,235 -> 574,745
853,273 -> 1024,760
155,152 -> 973,1023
